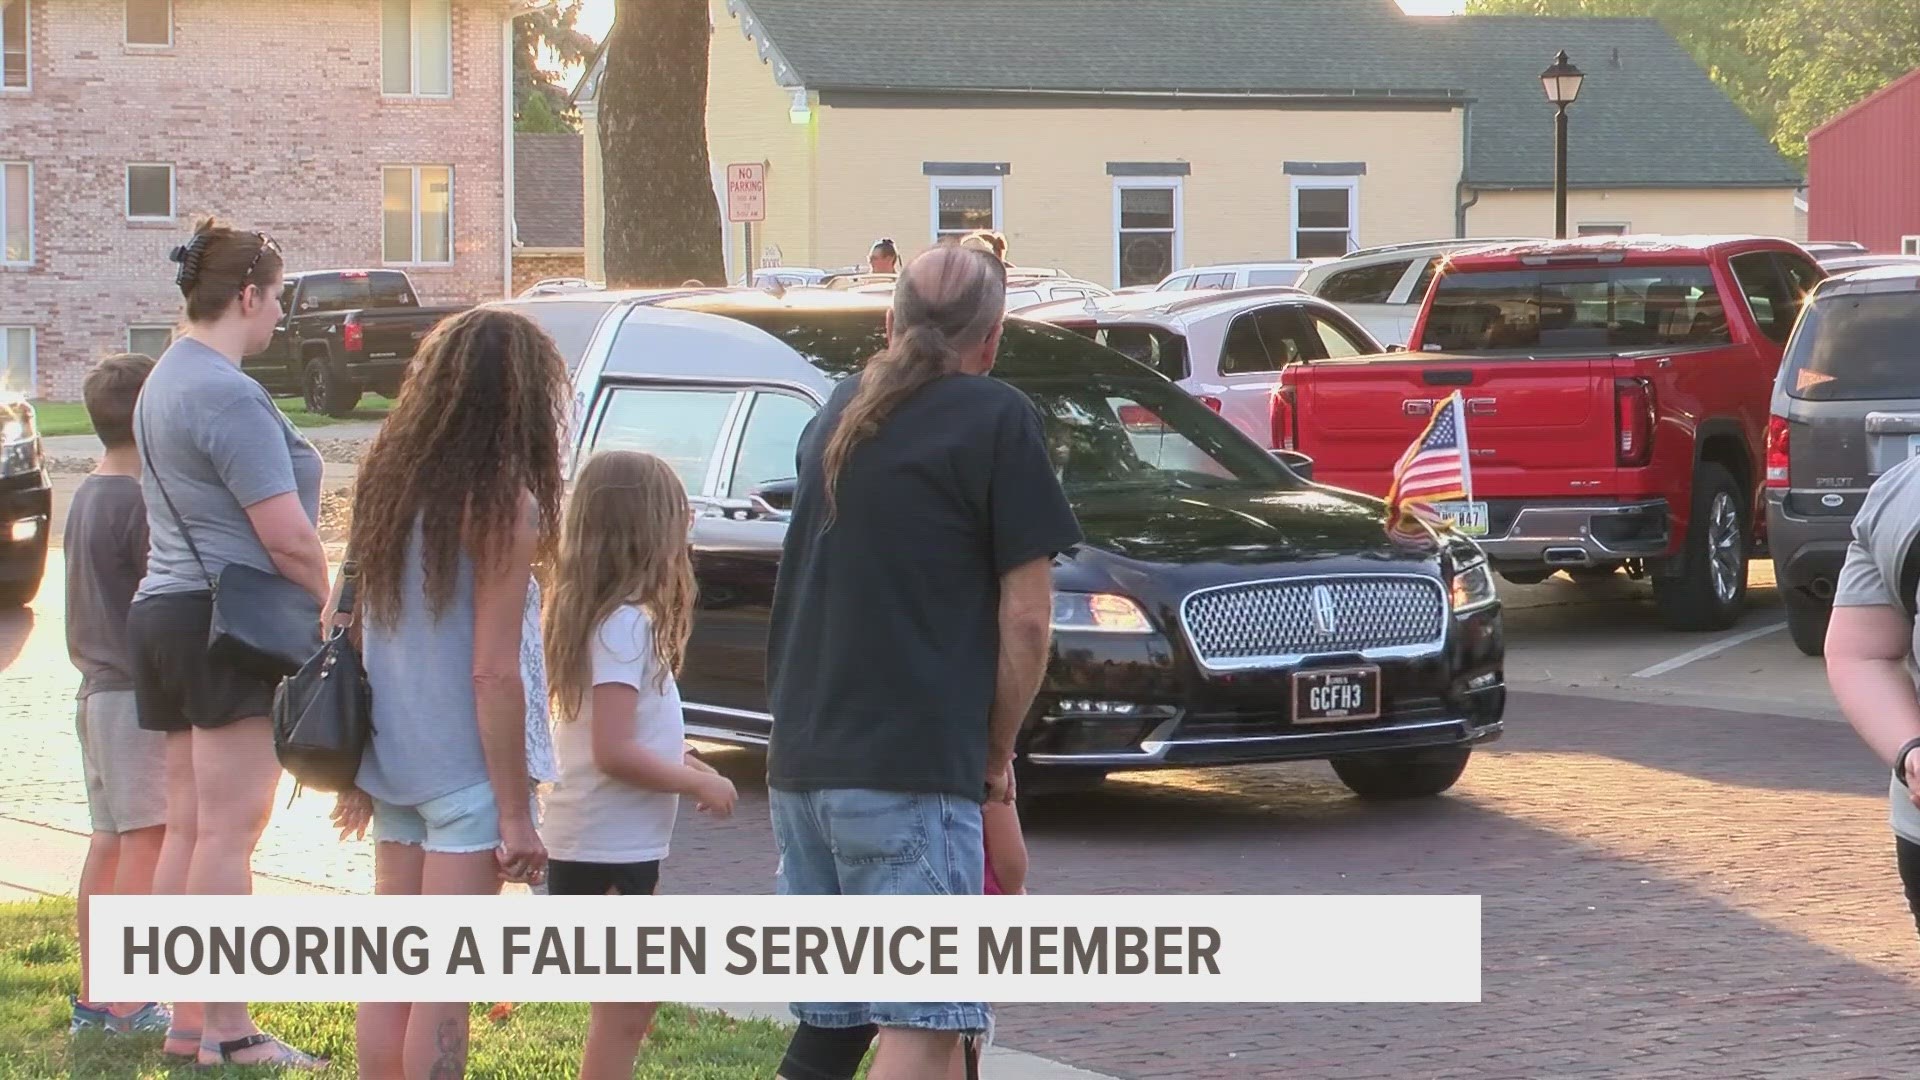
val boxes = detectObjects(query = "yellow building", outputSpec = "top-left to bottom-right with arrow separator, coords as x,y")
574,0 -> 1802,287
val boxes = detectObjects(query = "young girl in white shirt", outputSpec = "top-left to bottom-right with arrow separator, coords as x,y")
539,449 -> 738,1080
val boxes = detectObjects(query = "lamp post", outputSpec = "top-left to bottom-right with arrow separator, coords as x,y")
1540,49 -> 1585,239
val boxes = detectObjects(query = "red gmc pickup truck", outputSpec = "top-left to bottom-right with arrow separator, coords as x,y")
1273,236 -> 1824,631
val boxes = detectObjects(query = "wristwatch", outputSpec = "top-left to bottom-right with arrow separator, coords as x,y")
1895,737 -> 1920,788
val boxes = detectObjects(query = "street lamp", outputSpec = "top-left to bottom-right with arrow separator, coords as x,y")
1540,49 -> 1585,239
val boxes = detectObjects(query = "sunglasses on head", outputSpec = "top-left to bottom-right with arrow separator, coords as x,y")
243,231 -> 280,287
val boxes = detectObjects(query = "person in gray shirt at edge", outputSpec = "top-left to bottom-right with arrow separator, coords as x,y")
126,219 -> 329,1071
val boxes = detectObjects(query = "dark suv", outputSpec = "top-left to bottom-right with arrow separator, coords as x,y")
541,291 -> 1507,801
0,396 -> 50,607
1767,264 -> 1920,655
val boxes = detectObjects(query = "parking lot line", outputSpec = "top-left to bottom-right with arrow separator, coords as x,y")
1631,622 -> 1788,679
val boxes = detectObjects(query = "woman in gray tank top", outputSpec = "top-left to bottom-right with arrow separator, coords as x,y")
327,307 -> 569,1079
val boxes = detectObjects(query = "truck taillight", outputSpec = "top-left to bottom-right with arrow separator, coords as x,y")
1195,395 -> 1222,413
1766,414 -> 1790,489
342,317 -> 363,353
1270,386 -> 1297,450
1614,377 -> 1654,467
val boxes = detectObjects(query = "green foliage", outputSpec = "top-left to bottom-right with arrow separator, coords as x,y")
1466,0 -> 1920,161
514,0 -> 597,134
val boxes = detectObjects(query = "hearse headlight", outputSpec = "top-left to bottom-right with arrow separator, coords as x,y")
1051,592 -> 1153,633
1449,557 -> 1498,615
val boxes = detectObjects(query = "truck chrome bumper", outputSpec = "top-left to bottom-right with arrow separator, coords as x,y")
1478,499 -> 1670,566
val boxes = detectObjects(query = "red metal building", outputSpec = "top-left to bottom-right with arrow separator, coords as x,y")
1807,68 -> 1920,254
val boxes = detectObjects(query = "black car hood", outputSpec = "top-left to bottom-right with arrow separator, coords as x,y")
1066,483 -> 1443,568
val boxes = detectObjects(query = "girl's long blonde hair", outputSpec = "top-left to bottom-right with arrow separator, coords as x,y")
543,450 -> 696,721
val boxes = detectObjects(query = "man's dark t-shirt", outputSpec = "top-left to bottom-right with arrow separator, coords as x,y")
63,474 -> 149,698
766,371 -> 1083,801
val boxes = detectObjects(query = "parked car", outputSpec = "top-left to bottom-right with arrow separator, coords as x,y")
1766,263 -> 1920,655
1277,235 -> 1825,631
1021,288 -> 1382,446
746,267 -> 829,289
1156,262 -> 1315,292
1815,253 -> 1920,276
1804,241 -> 1870,263
1297,238 -> 1540,347
1005,276 -> 1114,311
0,396 -> 49,607
551,290 -> 1504,800
518,277 -> 601,298
243,269 -> 468,416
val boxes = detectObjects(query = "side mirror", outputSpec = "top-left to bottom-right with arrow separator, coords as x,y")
1272,449 -> 1314,481
750,476 -> 798,512
1385,344 -> 1408,353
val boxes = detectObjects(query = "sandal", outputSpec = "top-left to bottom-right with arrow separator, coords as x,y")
197,1033 -> 329,1071
162,1027 -> 201,1059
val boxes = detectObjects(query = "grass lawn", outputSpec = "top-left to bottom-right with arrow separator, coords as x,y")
30,397 -> 394,439
0,898 -> 799,1078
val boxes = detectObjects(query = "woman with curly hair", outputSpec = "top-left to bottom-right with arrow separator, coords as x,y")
329,306 -> 569,1079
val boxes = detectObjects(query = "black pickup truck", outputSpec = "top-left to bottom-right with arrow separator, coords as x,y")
243,269 -> 468,416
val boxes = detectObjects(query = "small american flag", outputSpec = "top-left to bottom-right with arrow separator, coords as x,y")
1386,391 -> 1472,529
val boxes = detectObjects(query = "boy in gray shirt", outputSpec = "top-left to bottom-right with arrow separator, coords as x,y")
63,354 -> 170,1034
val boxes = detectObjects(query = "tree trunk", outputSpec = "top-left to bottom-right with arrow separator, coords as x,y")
599,0 -> 726,287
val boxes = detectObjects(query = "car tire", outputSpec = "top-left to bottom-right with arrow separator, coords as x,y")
1331,747 -> 1471,800
303,356 -> 362,418
0,538 -> 49,608
1783,589 -> 1831,657
1652,463 -> 1748,632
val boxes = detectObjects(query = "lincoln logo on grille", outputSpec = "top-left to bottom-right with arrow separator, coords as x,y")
1310,584 -> 1338,636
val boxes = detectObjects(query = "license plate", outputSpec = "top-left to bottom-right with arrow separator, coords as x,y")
1292,666 -> 1382,724
1428,500 -> 1489,537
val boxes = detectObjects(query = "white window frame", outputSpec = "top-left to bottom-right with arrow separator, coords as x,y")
382,0 -> 452,99
1,326 -> 34,395
383,165 -> 455,266
1,161 -> 30,266
125,0 -> 172,47
1112,176 -> 1184,290
1577,221 -> 1630,236
1,0 -> 28,92
125,163 -> 175,222
1904,236 -> 1920,256
928,176 -> 1003,245
1289,176 -> 1360,259
128,325 -> 174,355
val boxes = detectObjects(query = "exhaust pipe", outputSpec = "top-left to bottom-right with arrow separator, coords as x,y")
1809,577 -> 1835,601
1543,547 -> 1593,567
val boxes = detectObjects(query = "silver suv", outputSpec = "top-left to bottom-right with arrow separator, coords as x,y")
1766,264 -> 1920,655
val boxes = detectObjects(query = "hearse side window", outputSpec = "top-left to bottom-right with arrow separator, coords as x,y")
726,392 -> 816,498
1423,265 -> 1731,353
589,385 -> 738,495
502,300 -> 610,374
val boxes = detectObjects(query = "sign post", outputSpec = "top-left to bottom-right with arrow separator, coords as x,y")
726,163 -> 766,283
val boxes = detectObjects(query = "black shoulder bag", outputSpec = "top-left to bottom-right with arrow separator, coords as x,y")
139,409 -> 323,680
271,554 -> 373,793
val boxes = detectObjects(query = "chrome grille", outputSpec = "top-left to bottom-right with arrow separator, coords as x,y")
1180,576 -> 1447,668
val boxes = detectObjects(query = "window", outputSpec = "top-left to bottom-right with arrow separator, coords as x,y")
1730,251 -> 1812,345
501,299 -> 612,375
1114,180 -> 1180,288
589,386 -> 738,494
1783,289 -> 1920,401
727,392 -> 816,498
2,162 -> 28,264
1156,275 -> 1192,292
2,0 -> 25,89
1219,309 -> 1316,376
297,270 -> 417,313
1577,223 -> 1629,236
1406,259 -> 1439,308
1313,314 -> 1369,358
383,166 -> 452,264
1422,265 -> 1731,353
1292,178 -> 1357,258
125,164 -> 173,221
1905,237 -> 1920,256
1074,324 -> 1189,381
1317,260 -> 1410,305
382,0 -> 451,96
1188,272 -> 1233,290
930,179 -> 1000,243
126,0 -> 171,46
128,326 -> 173,357
1,327 -> 31,394
1247,267 -> 1303,287
1004,288 -> 1043,310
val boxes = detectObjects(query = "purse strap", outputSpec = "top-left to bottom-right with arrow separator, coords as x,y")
137,400 -> 218,594
329,543 -> 360,641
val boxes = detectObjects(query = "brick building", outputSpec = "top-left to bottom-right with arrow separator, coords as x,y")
0,0 -> 513,399
511,131 -> 586,295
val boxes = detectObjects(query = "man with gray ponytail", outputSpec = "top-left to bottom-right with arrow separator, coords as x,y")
766,245 -> 1082,1080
